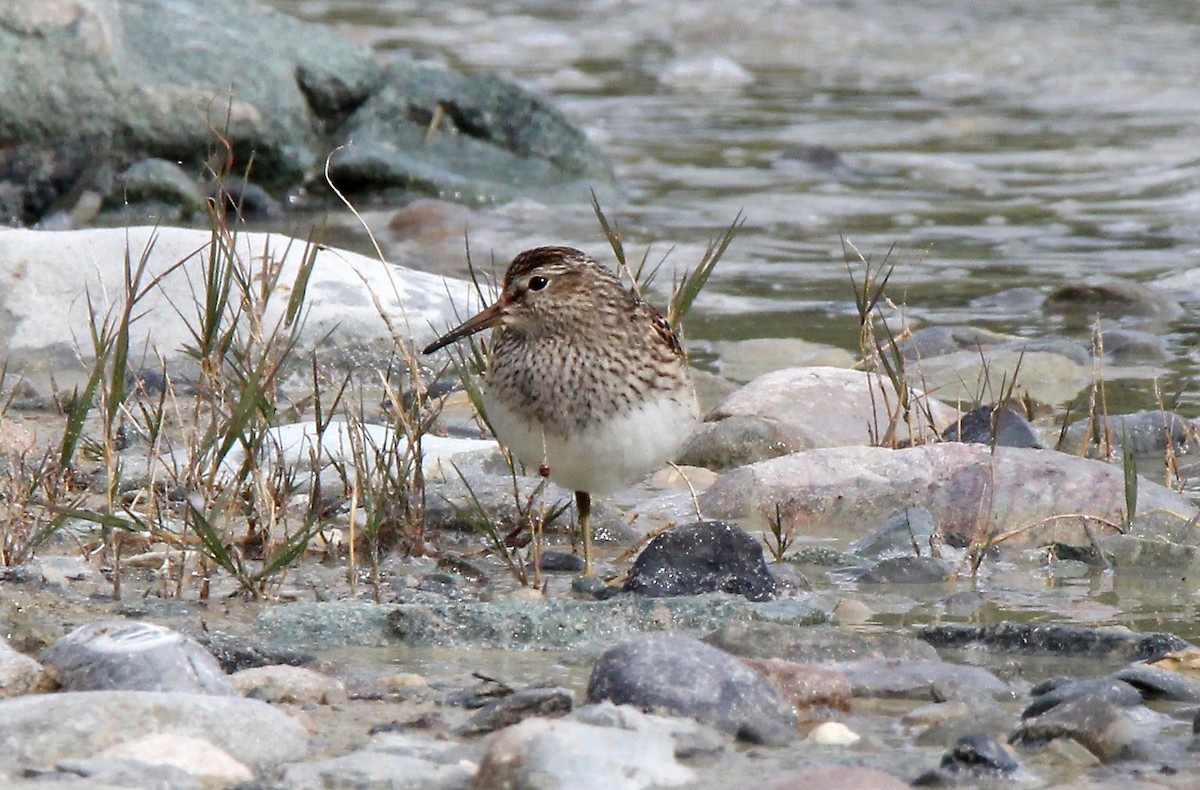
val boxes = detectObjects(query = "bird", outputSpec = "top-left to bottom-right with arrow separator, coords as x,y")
422,246 -> 700,575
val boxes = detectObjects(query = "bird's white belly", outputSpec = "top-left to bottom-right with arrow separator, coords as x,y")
484,390 -> 699,495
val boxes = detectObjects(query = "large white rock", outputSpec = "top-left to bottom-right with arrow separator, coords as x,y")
0,226 -> 476,389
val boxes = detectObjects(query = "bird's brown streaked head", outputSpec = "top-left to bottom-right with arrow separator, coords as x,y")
422,246 -> 600,354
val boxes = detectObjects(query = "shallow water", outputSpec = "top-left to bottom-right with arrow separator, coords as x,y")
219,3 -> 1200,784
275,0 -> 1200,415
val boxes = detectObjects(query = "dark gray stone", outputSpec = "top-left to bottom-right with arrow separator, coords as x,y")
1023,678 -> 1143,718
327,61 -> 611,205
1111,664 -> 1200,703
183,629 -> 314,674
941,403 -> 1042,448
538,550 -> 585,573
919,622 -> 1192,662
457,687 -> 574,736
915,733 -> 1019,786
587,634 -> 798,744
623,521 -> 777,601
40,620 -> 234,695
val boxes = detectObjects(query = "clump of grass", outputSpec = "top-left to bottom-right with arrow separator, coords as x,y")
842,239 -> 942,448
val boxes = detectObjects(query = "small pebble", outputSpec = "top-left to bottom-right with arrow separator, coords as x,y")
807,721 -> 861,746
538,550 -> 585,572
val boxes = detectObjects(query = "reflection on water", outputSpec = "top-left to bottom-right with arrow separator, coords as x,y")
273,1 -> 1200,404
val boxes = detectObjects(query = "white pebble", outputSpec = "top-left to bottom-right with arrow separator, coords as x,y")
807,721 -> 861,746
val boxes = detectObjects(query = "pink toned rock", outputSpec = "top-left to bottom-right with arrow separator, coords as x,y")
696,443 -> 1196,547
743,658 -> 850,721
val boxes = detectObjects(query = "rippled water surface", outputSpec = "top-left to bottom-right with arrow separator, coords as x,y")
274,0 -> 1200,413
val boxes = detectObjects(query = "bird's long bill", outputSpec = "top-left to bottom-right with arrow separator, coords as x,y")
422,301 -> 505,354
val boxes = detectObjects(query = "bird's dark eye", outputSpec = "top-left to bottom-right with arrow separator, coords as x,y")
528,276 -> 549,292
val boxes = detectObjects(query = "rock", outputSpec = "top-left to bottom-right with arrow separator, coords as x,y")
1112,664 -> 1200,702
35,556 -> 103,587
1023,678 -> 1143,718
900,326 -> 1013,360
282,751 -> 475,790
474,717 -> 693,789
913,733 -> 1018,785
184,629 -> 314,674
113,159 -> 206,214
853,556 -> 952,584
586,634 -> 798,744
0,638 -> 44,697
384,595 -> 824,651
1099,328 -> 1168,365
707,622 -> 938,663
919,623 -> 1193,662
623,521 -> 777,601
0,1 -> 606,221
1046,277 -> 1182,321
568,702 -> 728,758
458,687 -> 574,736
704,367 -> 957,449
908,350 -> 1090,406
230,665 -> 347,705
807,721 -> 860,745
690,443 -> 1198,549
837,658 -> 1013,701
0,0 -> 379,206
0,227 -> 469,391
712,337 -> 856,382
537,550 -> 586,572
0,690 -> 306,770
212,420 -> 497,487
676,415 -> 796,471
941,403 -> 1042,448
910,701 -> 1016,750
1010,694 -> 1148,763
765,765 -> 911,790
968,287 -> 1047,314
1061,410 -> 1199,460
742,658 -> 851,719
327,61 -> 611,205
850,508 -> 938,559
92,733 -> 253,786
39,620 -> 235,695
52,755 -> 203,789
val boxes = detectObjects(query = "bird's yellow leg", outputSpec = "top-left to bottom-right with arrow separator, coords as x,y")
576,490 -> 592,575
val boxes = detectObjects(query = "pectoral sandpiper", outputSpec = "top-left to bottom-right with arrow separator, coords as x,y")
423,246 -> 700,575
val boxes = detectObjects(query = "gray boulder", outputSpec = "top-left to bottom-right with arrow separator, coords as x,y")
0,690 -> 306,771
40,620 -> 234,695
586,634 -> 798,745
